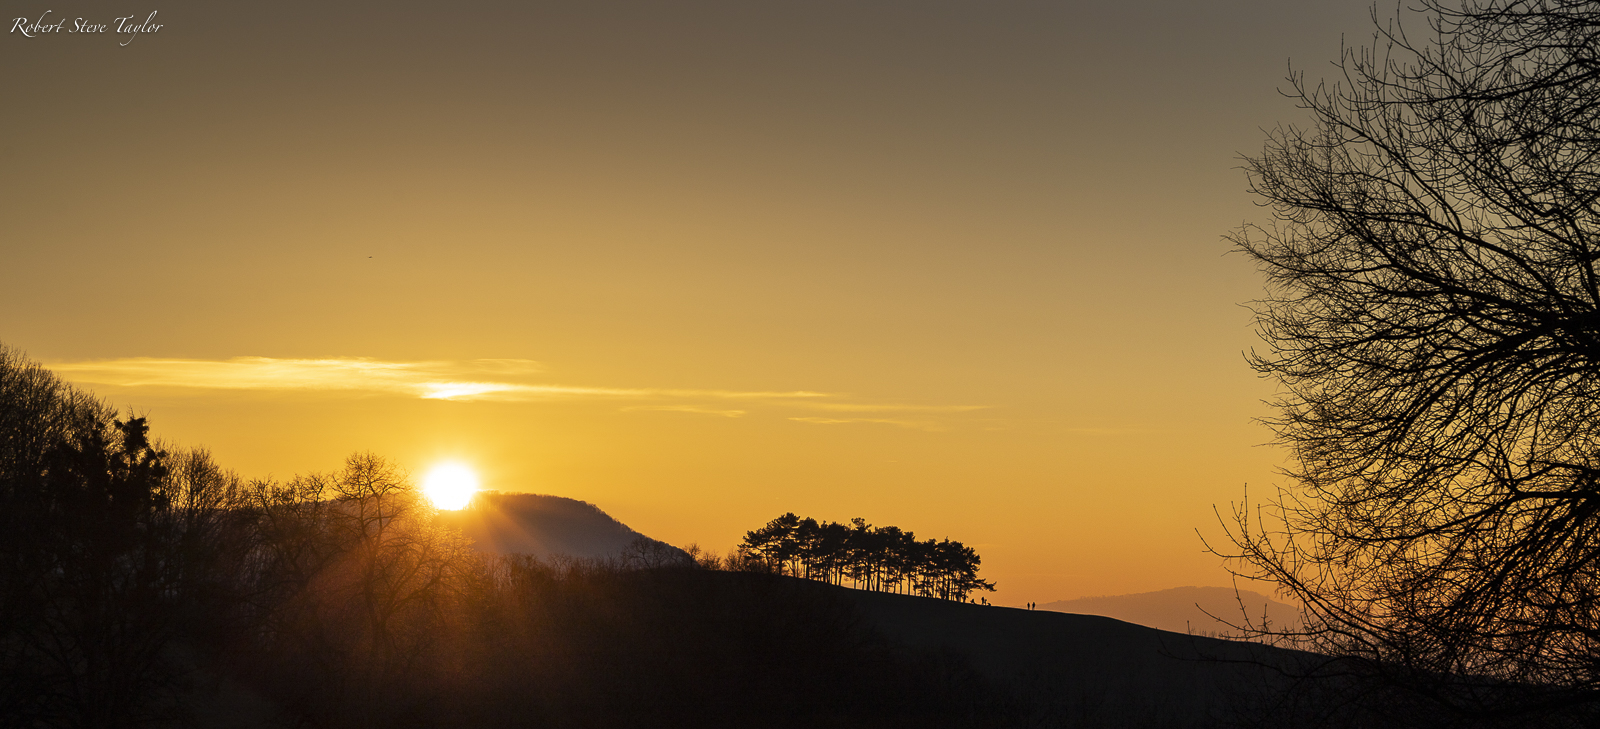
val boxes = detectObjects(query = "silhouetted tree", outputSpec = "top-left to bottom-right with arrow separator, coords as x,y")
0,344 -> 252,727
238,453 -> 477,727
620,534 -> 692,569
1223,0 -> 1600,720
737,513 -> 994,601
2,345 -> 1017,728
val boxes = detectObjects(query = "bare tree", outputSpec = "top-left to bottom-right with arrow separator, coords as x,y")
1222,0 -> 1600,718
235,454 -> 477,727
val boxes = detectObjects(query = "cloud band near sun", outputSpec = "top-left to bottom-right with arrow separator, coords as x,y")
46,356 -> 831,402
45,356 -> 986,427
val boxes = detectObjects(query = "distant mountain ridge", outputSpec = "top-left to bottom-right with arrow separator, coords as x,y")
436,492 -> 687,563
1040,586 -> 1302,635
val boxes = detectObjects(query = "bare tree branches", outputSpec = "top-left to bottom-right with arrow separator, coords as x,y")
1224,0 -> 1600,717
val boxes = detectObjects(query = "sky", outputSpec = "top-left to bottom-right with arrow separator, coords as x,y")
2,0 -> 1383,604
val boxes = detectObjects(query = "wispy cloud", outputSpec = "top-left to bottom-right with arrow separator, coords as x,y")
45,356 -> 827,404
47,356 -> 985,429
789,416 -> 943,431
50,357 -> 466,396
621,405 -> 747,418
1061,427 -> 1147,436
794,402 -> 989,414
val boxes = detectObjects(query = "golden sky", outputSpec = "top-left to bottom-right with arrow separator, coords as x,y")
2,0 -> 1377,603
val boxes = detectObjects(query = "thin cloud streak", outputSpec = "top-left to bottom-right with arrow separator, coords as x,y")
48,357 -> 543,394
48,357 -> 986,429
46,356 -> 828,403
620,405 -> 747,418
789,416 -> 943,431
1062,427 -> 1148,436
795,402 -> 989,413
415,383 -> 826,402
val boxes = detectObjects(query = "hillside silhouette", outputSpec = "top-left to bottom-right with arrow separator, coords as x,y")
6,343 -> 1505,727
849,588 -> 1322,727
1041,586 -> 1302,636
434,491 -> 688,563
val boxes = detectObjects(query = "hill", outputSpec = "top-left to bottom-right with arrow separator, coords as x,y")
1040,585 -> 1302,636
434,492 -> 687,563
436,498 -> 1317,724
845,587 -> 1322,727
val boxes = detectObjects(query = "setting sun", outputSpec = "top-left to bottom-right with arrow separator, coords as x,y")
422,463 -> 479,510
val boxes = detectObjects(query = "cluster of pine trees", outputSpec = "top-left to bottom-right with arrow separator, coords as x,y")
737,513 -> 996,602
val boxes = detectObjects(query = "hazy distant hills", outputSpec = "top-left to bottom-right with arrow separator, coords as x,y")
1040,585 -> 1302,635
436,492 -> 686,563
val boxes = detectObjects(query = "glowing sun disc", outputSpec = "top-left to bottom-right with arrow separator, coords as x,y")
423,463 -> 479,510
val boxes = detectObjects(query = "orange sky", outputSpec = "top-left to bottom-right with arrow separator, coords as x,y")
2,0 -> 1378,603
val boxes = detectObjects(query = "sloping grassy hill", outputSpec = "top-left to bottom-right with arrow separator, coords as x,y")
846,588 -> 1323,727
180,566 -> 1347,728
1040,586 -> 1303,635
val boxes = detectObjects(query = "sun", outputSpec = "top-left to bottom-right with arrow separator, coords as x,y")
422,463 -> 479,510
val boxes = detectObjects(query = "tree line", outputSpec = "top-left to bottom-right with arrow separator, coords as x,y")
732,513 -> 995,603
0,344 -> 1015,728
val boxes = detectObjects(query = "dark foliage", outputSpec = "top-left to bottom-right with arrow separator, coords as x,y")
221,481 -> 1018,728
0,344 -> 1015,728
228,478 -> 1014,728
0,344 -> 250,728
736,513 -> 995,602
